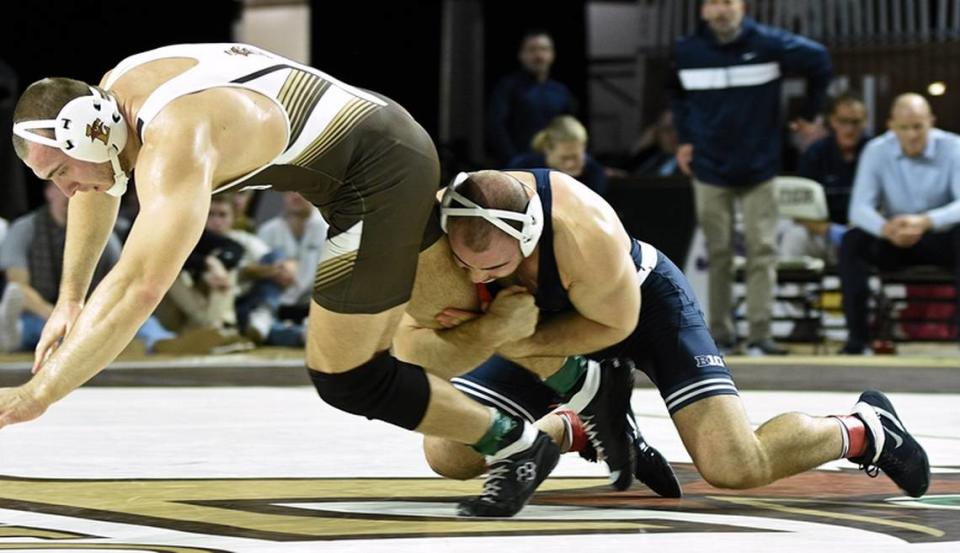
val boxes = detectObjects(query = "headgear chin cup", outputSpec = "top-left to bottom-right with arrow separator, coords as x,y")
440,171 -> 545,257
13,86 -> 129,197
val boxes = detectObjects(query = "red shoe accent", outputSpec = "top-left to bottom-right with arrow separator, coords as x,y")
835,414 -> 868,458
555,409 -> 588,453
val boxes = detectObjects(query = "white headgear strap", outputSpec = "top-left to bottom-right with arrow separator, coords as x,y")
440,172 -> 544,257
13,86 -> 129,197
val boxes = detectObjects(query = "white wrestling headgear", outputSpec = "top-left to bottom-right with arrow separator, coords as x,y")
13,86 -> 129,197
440,172 -> 544,257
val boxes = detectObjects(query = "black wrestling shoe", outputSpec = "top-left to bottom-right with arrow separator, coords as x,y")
850,390 -> 930,498
571,358 -> 635,491
628,412 -> 682,498
457,431 -> 560,517
579,410 -> 682,497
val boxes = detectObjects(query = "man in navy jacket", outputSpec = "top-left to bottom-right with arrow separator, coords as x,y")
487,30 -> 576,165
670,0 -> 832,355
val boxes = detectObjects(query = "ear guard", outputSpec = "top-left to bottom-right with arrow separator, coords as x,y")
439,172 -> 544,257
13,86 -> 129,197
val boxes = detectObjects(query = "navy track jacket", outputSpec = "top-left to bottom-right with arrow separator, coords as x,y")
669,17 -> 832,187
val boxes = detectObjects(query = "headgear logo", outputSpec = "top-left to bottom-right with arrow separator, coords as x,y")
85,118 -> 111,146
226,46 -> 258,57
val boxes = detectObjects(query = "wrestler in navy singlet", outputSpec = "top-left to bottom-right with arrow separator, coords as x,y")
452,169 -> 738,418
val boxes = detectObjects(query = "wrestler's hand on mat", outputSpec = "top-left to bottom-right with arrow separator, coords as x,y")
33,300 -> 83,374
0,385 -> 50,428
484,286 -> 538,343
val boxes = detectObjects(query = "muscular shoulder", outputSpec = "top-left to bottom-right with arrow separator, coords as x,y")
548,172 -> 630,284
143,89 -> 287,187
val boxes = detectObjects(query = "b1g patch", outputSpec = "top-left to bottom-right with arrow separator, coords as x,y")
694,354 -> 725,368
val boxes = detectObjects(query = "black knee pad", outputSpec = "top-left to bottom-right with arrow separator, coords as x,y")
308,351 -> 431,430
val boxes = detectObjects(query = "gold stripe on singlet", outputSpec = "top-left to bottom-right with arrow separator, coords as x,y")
277,69 -> 331,147
290,98 -> 380,168
314,251 -> 359,290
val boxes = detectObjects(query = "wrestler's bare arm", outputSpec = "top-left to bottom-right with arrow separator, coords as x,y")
394,238 -> 566,380
393,240 -> 504,378
59,193 -> 121,304
5,117 -> 215,415
31,192 -> 123,369
500,173 -> 641,358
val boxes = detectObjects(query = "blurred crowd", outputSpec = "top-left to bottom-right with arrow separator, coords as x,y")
1,0 -> 958,357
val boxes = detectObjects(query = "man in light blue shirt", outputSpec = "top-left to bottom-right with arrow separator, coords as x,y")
839,93 -> 960,353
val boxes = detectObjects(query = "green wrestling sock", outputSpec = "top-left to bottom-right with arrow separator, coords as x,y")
544,356 -> 589,398
471,408 -> 527,457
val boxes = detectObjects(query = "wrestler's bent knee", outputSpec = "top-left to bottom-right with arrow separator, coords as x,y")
696,452 -> 771,489
308,350 -> 431,430
423,437 -> 486,480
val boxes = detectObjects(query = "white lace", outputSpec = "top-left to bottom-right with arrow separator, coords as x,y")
479,462 -> 510,503
580,414 -> 606,461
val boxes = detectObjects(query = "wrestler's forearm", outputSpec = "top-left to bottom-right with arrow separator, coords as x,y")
394,319 -> 502,379
503,312 -> 630,358
60,193 -> 120,303
25,266 -> 163,404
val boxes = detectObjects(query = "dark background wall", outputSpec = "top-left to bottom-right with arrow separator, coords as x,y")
1,1 -> 237,90
309,2 -> 443,139
0,0 -> 237,213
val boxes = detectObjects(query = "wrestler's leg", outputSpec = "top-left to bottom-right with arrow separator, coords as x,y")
305,300 -> 493,443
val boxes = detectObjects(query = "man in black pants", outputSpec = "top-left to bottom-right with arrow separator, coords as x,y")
840,93 -> 960,354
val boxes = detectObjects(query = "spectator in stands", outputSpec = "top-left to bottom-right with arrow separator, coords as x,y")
0,279 -> 23,353
0,182 -> 176,354
670,0 -> 831,355
257,192 -> 329,346
154,208 -> 245,340
231,189 -> 258,233
840,93 -> 960,354
506,115 -> 608,196
487,29 -> 575,165
205,194 -> 296,345
781,99 -> 828,173
782,93 -> 869,264
631,110 -> 682,177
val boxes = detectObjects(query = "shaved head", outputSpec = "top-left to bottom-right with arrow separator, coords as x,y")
446,170 -> 529,253
890,93 -> 932,119
888,93 -> 935,158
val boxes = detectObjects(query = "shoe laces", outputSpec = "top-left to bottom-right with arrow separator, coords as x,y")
479,462 -> 510,503
580,415 -> 606,461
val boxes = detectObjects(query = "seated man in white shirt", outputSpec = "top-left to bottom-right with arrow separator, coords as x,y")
840,93 -> 960,353
257,192 -> 329,346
